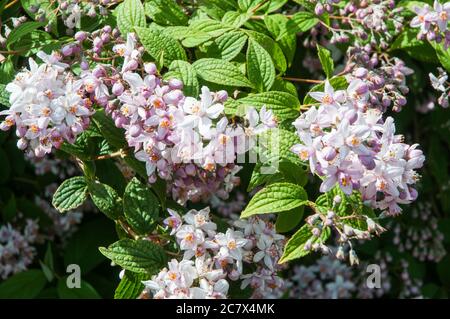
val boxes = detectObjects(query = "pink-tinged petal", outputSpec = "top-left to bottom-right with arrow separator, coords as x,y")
324,80 -> 334,96
206,103 -> 224,118
320,175 -> 337,192
309,91 -> 326,102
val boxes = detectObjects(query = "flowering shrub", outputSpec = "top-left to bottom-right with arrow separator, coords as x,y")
0,0 -> 449,300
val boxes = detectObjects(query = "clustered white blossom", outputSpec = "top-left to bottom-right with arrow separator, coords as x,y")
429,67 -> 450,108
0,220 -> 40,279
410,0 -> 450,49
0,52 -> 93,157
142,208 -> 286,299
291,79 -> 425,216
70,32 -> 277,204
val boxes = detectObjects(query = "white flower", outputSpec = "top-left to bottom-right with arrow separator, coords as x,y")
180,86 -> 224,138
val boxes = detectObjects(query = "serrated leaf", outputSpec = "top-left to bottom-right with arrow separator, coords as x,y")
99,239 -> 167,274
264,14 -> 297,67
144,0 -> 188,26
88,181 -> 122,220
246,30 -> 287,72
123,178 -> 160,235
193,58 -> 253,88
114,271 -> 147,299
6,21 -> 45,50
241,182 -> 307,218
215,31 -> 248,61
92,111 -> 127,150
189,18 -> 233,38
279,225 -> 330,263
247,38 -> 276,92
168,60 -> 199,97
317,44 -> 334,78
135,26 -> 187,66
236,91 -> 300,120
52,176 -> 88,212
222,11 -> 252,28
116,0 -> 146,35
277,11 -> 319,40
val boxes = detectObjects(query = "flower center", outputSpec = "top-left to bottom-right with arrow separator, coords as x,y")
322,94 -> 333,104
227,240 -> 237,250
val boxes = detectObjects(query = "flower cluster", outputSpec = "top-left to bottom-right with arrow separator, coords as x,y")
307,0 -> 403,48
410,1 -> 450,49
66,32 -> 277,204
429,67 -> 450,108
288,254 -> 355,299
210,192 -> 247,218
0,220 -> 40,279
0,51 -> 93,157
391,201 -> 446,262
143,208 -> 286,299
291,80 -> 425,216
346,45 -> 414,112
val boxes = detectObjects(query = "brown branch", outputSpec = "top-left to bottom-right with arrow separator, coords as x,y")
283,77 -> 323,84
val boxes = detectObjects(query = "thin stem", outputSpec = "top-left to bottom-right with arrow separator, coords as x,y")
118,219 -> 139,240
283,77 -> 323,84
94,149 -> 128,161
251,0 -> 270,13
5,0 -> 18,9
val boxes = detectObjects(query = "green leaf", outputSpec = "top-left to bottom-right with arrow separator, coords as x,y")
52,176 -> 88,213
193,58 -> 253,88
6,21 -> 45,50
168,60 -> 199,97
391,29 -> 438,63
317,44 -> 334,78
276,205 -> 304,233
214,31 -> 248,61
144,0 -> 188,26
271,78 -> 298,97
236,91 -> 300,120
264,14 -> 297,67
99,239 -> 167,274
279,224 -> 330,263
246,30 -> 287,72
189,18 -> 232,38
278,11 -> 319,39
241,182 -> 307,218
92,110 -> 127,150
222,11 -> 252,28
247,38 -> 276,92
0,270 -> 47,298
88,181 -> 122,220
135,26 -> 187,67
123,178 -> 160,235
57,279 -> 101,299
433,42 -> 450,73
114,271 -> 147,299
0,83 -> 10,106
116,0 -> 146,35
